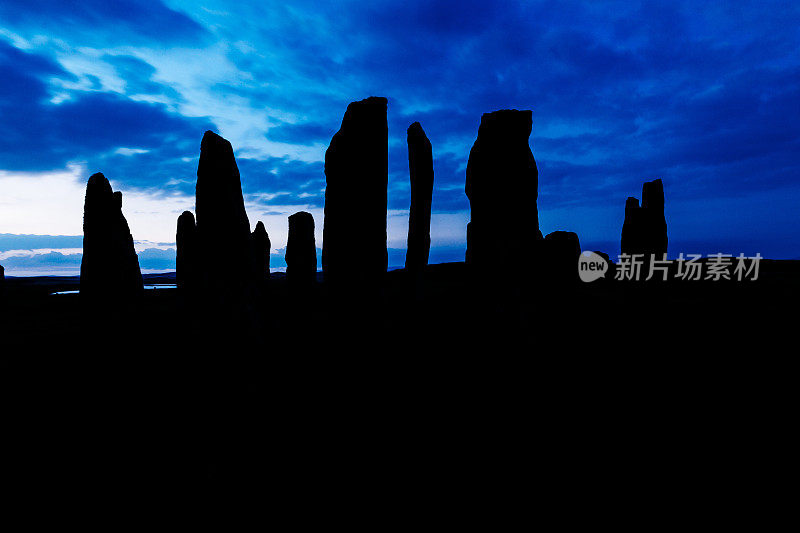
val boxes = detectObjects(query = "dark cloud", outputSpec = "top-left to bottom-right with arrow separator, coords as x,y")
101,54 -> 182,99
0,39 -> 215,193
238,157 -> 325,208
0,0 -> 207,46
266,122 -> 336,146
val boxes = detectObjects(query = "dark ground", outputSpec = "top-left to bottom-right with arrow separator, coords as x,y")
0,261 -> 796,519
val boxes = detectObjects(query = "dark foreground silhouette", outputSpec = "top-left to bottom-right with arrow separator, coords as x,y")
1,260 -> 797,514
0,97 -> 796,516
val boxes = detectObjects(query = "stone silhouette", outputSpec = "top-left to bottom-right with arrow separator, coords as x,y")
79,173 -> 143,297
405,122 -> 434,272
322,96 -> 388,290
543,231 -> 581,283
176,211 -> 198,291
0,264 -> 4,288
621,178 -> 668,258
250,221 -> 271,284
286,211 -> 317,290
642,179 -> 668,255
621,197 -> 644,255
465,110 -> 542,273
195,130 -> 252,293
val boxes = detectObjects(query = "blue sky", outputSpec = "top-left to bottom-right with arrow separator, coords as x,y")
0,0 -> 798,274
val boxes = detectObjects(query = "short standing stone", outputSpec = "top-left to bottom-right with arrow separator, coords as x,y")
286,211 -> 317,290
250,221 -> 271,284
544,231 -> 581,283
176,211 -> 198,290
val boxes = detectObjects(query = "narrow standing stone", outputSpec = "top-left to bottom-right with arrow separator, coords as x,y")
176,211 -> 198,291
405,122 -> 434,272
250,221 -> 271,284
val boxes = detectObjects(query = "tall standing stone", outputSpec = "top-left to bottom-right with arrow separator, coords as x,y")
322,96 -> 388,290
80,173 -> 143,297
176,211 -> 198,291
250,221 -> 271,284
195,131 -> 251,293
465,110 -> 542,274
405,122 -> 434,272
286,211 -> 317,290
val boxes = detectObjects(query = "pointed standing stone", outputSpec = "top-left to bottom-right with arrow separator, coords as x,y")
176,211 -> 198,291
250,221 -> 271,284
405,122 -> 434,272
80,173 -> 143,297
286,211 -> 317,290
195,131 -> 251,293
465,109 -> 541,273
321,96 -> 388,291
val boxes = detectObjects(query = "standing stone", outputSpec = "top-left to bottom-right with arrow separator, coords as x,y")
621,179 -> 668,258
80,173 -> 143,297
176,211 -> 198,291
0,264 -> 4,289
322,97 -> 388,290
642,178 -> 668,256
465,110 -> 542,274
621,197 -> 645,255
543,231 -> 581,283
195,131 -> 251,294
286,211 -> 317,290
250,221 -> 271,284
405,122 -> 434,272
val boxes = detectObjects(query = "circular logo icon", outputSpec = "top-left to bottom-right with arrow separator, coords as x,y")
578,251 -> 609,282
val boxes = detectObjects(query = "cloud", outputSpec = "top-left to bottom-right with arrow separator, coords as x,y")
0,0 -> 208,46
0,40 -> 216,198
1,250 -> 82,269
0,233 -> 82,252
